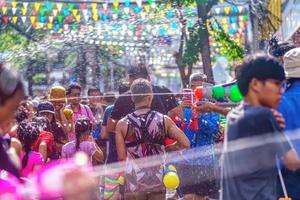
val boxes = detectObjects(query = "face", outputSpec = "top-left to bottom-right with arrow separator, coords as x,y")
68,88 -> 81,105
256,79 -> 284,109
52,101 -> 64,112
39,112 -> 54,122
0,89 -> 24,133
190,80 -> 204,91
88,91 -> 102,106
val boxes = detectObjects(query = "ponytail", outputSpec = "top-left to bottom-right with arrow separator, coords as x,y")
75,117 -> 92,152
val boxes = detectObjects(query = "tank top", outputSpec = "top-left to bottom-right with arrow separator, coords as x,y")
124,110 -> 167,193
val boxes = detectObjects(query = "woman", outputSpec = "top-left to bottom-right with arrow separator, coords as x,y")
62,117 -> 103,165
17,121 -> 44,177
0,63 -> 24,178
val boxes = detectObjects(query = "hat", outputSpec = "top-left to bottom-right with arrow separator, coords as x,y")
49,86 -> 66,103
283,47 -> 300,78
38,101 -> 55,114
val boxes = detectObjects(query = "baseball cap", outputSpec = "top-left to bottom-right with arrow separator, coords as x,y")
38,101 -> 55,114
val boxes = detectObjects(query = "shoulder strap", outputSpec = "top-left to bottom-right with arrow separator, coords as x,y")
84,105 -> 91,119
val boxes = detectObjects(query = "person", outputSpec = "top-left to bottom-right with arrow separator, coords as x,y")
102,92 -> 116,111
115,78 -> 190,199
87,86 -> 104,123
268,36 -> 296,64
62,117 -> 104,165
107,65 -> 180,135
49,86 -> 74,137
177,73 -> 222,200
17,121 -> 44,177
66,84 -> 96,140
0,63 -> 25,178
37,101 -> 67,159
277,47 -> 300,199
221,54 -> 300,200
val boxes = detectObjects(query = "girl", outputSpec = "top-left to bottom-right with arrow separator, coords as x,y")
17,122 -> 43,177
62,117 -> 103,165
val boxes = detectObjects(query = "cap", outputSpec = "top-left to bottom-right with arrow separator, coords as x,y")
38,101 -> 55,114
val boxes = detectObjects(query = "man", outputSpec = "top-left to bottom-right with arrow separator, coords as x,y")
268,36 -> 296,64
107,65 -> 180,135
115,78 -> 190,199
221,54 -> 300,200
277,47 -> 300,199
87,86 -> 103,123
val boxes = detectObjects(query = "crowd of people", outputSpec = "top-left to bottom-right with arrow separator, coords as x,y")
1,39 -> 300,200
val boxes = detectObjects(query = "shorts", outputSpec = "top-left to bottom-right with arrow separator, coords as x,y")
125,192 -> 164,200
176,164 -> 219,196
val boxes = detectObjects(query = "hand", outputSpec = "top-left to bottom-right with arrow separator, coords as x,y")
194,101 -> 215,113
181,97 -> 193,108
271,109 -> 285,129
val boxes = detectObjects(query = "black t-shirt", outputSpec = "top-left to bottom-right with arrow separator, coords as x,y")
110,85 -> 178,120
221,104 -> 292,200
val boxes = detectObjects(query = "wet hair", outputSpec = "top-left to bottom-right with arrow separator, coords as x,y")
268,37 -> 296,57
66,83 -> 81,96
17,121 -> 40,169
189,73 -> 207,85
75,117 -> 92,151
118,80 -> 130,94
16,108 -> 28,124
87,86 -> 102,96
237,53 -> 285,96
0,64 -> 24,105
130,78 -> 153,103
103,92 -> 116,105
32,116 -> 51,132
128,65 -> 149,80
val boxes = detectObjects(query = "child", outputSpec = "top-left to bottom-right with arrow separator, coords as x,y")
17,122 -> 44,177
62,117 -> 103,165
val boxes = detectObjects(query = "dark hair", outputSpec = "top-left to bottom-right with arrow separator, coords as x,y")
189,73 -> 207,85
118,80 -> 130,94
66,83 -> 81,95
17,121 -> 40,169
237,53 -> 285,96
127,65 -> 149,80
75,117 -> 92,150
103,92 -> 116,105
0,64 -> 24,105
32,116 -> 51,132
268,37 -> 296,57
87,86 -> 102,96
16,108 -> 28,124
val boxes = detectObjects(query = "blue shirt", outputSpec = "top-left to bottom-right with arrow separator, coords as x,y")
278,81 -> 300,155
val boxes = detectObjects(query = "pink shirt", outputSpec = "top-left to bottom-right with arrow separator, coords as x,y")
20,151 -> 44,177
62,141 -> 97,161
66,104 -> 96,141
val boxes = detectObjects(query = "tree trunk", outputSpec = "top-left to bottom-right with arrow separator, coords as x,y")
197,3 -> 214,83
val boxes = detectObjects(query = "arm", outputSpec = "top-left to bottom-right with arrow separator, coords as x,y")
115,119 -> 127,161
39,142 -> 48,161
92,142 -> 104,164
106,117 -> 118,134
164,116 -> 190,149
281,149 -> 300,171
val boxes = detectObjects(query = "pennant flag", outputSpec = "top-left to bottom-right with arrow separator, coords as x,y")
2,6 -> 7,14
136,0 -> 142,7
144,5 -> 150,13
64,24 -> 69,31
45,2 -> 52,11
21,16 -> 26,23
84,14 -> 89,22
40,16 -> 45,23
68,3 -> 75,10
63,9 -> 69,16
2,15 -> 9,24
32,9 -> 37,16
52,9 -> 58,17
23,2 -> 28,9
238,6 -> 243,13
40,8 -> 46,16
112,13 -> 118,20
34,3 -> 40,11
113,2 -> 119,10
49,16 -> 53,23
72,9 -> 78,16
93,14 -> 98,21
22,8 -> 27,15
80,3 -> 86,10
103,3 -> 108,10
66,15 -> 72,23
224,7 -> 230,15
12,7 -> 17,15
75,15 -> 80,22
82,9 -> 88,17
125,1 -> 130,7
166,3 -> 172,9
11,1 -> 17,8
30,16 -> 36,24
140,12 -> 146,19
91,3 -> 97,10
12,16 -> 17,24
214,7 -> 220,14
57,3 -> 63,12
57,14 -> 63,23
124,7 -> 130,14
71,24 -> 77,30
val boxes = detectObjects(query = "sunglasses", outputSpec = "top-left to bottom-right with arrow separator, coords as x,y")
0,65 -> 19,97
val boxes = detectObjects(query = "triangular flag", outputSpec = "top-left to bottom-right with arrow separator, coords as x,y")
224,7 -> 230,15
52,9 -> 58,17
103,3 -> 108,10
12,1 -> 17,8
72,9 -> 78,16
144,5 -> 150,13
34,3 -> 40,11
91,3 -> 97,10
23,2 -> 28,9
214,7 -> 220,14
2,7 -> 7,14
12,8 -> 17,15
40,23 -> 44,28
80,3 -> 86,10
21,16 -> 26,23
124,7 -> 130,14
75,15 -> 80,22
64,24 -> 69,30
47,23 -> 53,29
2,15 -> 9,24
140,12 -> 146,19
57,14 -> 63,23
45,2 -> 52,11
113,2 -> 119,10
238,6 -> 243,13
82,9 -> 88,17
49,16 -> 53,23
22,8 -> 27,15
136,0 -> 142,7
112,13 -> 118,20
30,16 -> 36,24
12,16 -> 17,24
92,14 -> 98,21
84,14 -> 89,22
57,3 -> 63,12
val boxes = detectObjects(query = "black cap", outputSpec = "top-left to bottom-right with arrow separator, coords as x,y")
37,101 -> 55,114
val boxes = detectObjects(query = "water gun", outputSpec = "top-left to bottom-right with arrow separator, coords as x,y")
194,81 -> 243,103
63,108 -> 74,121
163,164 -> 180,190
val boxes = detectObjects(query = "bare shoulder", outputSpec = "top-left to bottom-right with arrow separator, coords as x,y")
116,117 -> 128,130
